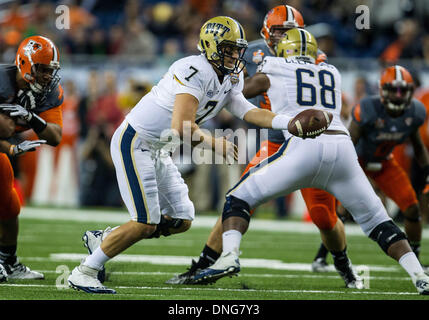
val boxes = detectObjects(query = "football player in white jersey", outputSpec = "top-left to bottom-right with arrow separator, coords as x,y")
67,16 -> 314,294
192,29 -> 429,295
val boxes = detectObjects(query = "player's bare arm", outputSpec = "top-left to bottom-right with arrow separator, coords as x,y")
36,122 -> 62,146
242,72 -> 270,99
243,107 -> 277,128
171,93 -> 238,160
409,130 -> 429,168
348,119 -> 362,145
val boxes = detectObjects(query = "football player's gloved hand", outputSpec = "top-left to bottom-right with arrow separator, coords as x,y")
9,140 -> 46,157
0,104 -> 32,121
0,104 -> 47,133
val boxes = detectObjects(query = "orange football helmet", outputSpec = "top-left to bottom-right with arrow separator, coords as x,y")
260,5 -> 305,51
379,65 -> 414,115
15,35 -> 60,95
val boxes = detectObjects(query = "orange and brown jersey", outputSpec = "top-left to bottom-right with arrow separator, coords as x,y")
0,64 -> 63,133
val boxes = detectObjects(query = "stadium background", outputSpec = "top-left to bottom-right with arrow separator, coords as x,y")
3,0 -> 429,224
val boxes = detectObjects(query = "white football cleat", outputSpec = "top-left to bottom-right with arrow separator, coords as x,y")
68,264 -> 116,294
311,257 -> 330,272
82,226 -> 117,283
82,226 -> 116,254
2,260 -> 44,280
415,273 -> 429,295
0,264 -> 7,282
192,249 -> 240,284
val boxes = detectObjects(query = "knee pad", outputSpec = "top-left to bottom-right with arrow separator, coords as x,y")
148,216 -> 185,238
369,220 -> 407,253
222,195 -> 251,223
403,205 -> 421,223
309,204 -> 337,230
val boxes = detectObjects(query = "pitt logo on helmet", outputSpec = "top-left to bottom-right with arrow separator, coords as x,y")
204,23 -> 231,37
198,16 -> 248,75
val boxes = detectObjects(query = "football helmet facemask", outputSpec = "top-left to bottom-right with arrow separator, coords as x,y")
379,65 -> 414,116
261,5 -> 305,51
15,36 -> 61,97
275,28 -> 318,64
198,16 -> 248,75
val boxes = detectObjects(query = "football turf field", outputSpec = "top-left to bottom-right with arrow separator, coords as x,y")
1,206 -> 429,301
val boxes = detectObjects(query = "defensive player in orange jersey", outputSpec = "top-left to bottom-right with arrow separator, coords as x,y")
163,5 -> 360,288
349,65 -> 429,261
0,36 -> 63,282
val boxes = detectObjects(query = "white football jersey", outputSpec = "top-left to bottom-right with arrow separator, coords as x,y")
126,54 -> 254,146
258,56 -> 348,139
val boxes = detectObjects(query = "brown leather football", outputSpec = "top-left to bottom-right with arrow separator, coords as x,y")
0,113 -> 16,139
287,109 -> 333,139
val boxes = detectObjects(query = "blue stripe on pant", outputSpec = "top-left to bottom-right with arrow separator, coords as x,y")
226,138 -> 292,196
120,124 -> 148,223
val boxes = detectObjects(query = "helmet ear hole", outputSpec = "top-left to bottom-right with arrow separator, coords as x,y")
205,40 -> 210,48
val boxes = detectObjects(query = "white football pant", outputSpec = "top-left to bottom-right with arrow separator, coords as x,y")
110,121 -> 195,224
228,134 -> 391,236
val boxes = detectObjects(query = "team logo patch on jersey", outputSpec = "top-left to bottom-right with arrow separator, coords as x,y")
207,90 -> 214,98
230,73 -> 239,84
375,118 -> 385,129
405,117 -> 413,126
252,50 -> 264,64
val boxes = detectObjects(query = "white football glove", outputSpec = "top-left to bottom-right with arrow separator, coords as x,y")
10,140 -> 46,156
0,104 -> 33,121
0,104 -> 47,133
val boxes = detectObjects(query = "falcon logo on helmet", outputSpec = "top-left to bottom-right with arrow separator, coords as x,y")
261,5 -> 305,52
15,36 -> 61,96
198,16 -> 248,75
379,65 -> 414,116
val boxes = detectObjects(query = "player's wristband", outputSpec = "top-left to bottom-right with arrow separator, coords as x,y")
9,144 -> 15,156
272,114 -> 292,130
28,113 -> 47,133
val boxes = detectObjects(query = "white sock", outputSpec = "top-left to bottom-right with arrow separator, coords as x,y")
222,230 -> 242,254
83,247 -> 110,271
398,252 -> 424,282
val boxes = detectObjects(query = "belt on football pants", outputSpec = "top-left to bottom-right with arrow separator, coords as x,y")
323,130 -> 348,136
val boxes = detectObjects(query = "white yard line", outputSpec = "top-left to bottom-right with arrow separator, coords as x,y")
21,253 -> 401,273
38,269 -> 411,281
0,283 -> 419,296
19,206 -> 429,237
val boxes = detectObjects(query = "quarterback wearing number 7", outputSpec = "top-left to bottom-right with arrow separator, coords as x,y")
67,16 -> 319,294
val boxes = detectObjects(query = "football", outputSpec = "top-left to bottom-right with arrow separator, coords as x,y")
287,109 -> 333,139
0,112 -> 16,139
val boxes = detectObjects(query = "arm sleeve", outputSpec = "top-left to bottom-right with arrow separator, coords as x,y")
413,99 -> 427,127
226,91 -> 257,120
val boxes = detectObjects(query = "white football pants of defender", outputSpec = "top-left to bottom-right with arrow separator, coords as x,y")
110,121 -> 195,224
228,134 -> 391,236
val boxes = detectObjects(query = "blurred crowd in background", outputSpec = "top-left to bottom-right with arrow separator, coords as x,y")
3,0 -> 429,63
3,0 -> 429,221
